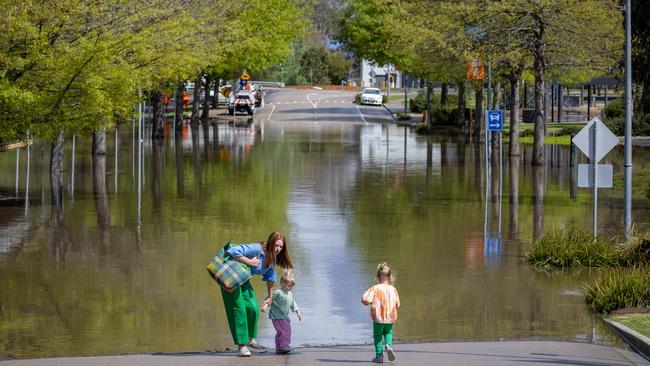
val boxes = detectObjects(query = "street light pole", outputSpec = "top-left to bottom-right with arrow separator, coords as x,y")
624,0 -> 633,238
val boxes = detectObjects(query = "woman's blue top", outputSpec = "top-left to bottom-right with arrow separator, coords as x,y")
226,243 -> 276,282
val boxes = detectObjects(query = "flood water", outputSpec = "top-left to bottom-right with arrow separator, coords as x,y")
1,119 -> 649,358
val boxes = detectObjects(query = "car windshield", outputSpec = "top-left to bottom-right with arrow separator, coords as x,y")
236,95 -> 250,100
363,89 -> 381,95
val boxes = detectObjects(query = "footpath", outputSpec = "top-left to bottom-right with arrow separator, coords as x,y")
1,340 -> 649,366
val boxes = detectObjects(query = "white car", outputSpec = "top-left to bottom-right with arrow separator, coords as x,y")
360,88 -> 383,105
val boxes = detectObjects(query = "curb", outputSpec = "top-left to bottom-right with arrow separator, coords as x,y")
604,317 -> 650,361
382,104 -> 399,122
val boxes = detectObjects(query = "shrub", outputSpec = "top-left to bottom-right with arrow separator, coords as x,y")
525,229 -> 618,268
556,126 -> 583,136
395,112 -> 410,121
583,267 -> 650,313
604,98 -> 625,119
355,94 -> 360,104
604,112 -> 650,136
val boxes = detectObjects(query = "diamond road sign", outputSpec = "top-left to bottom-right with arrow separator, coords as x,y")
571,117 -> 619,162
487,110 -> 503,131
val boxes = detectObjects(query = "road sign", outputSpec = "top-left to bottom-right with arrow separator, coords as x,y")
240,72 -> 250,81
572,117 -> 619,163
239,79 -> 247,88
487,110 -> 503,131
578,164 -> 613,188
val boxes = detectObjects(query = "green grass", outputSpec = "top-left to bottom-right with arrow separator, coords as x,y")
583,267 -> 650,314
613,168 -> 650,199
611,313 -> 650,338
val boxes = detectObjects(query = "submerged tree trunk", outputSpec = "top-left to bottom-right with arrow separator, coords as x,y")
212,79 -> 220,109
92,151 -> 109,230
50,130 -> 65,222
456,80 -> 466,128
425,81 -> 432,128
175,82 -> 184,133
532,64 -> 546,166
474,82 -> 483,143
92,128 -> 106,156
509,76 -> 521,157
151,91 -> 164,139
440,82 -> 448,106
509,156 -> 520,241
201,76 -> 213,123
191,73 -> 202,125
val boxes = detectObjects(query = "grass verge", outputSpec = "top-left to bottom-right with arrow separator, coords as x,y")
611,313 -> 650,338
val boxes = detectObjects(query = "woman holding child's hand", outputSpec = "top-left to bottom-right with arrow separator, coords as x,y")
220,231 -> 293,357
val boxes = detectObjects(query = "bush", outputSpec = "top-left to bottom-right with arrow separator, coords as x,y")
583,267 -> 650,313
355,94 -> 360,104
604,113 -> 650,136
395,112 -> 410,121
410,92 -> 459,113
556,126 -> 583,136
526,229 -> 650,268
604,98 -> 625,119
525,229 -> 618,268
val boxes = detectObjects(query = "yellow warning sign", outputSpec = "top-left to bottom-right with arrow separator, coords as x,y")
241,72 -> 250,81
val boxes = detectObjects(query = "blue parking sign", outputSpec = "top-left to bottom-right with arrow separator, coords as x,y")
487,110 -> 503,131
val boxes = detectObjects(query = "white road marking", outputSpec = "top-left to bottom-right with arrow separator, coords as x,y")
267,104 -> 276,121
356,105 -> 368,125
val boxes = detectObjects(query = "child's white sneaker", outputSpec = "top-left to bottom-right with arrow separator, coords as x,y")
386,345 -> 396,361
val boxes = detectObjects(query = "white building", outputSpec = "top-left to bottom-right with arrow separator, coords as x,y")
360,59 -> 401,88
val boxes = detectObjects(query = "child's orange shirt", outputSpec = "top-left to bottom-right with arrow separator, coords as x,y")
362,283 -> 400,324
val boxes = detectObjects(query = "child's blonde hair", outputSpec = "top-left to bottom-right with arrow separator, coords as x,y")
376,262 -> 394,284
280,269 -> 296,286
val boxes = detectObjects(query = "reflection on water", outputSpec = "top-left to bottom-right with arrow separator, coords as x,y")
0,119 -> 649,358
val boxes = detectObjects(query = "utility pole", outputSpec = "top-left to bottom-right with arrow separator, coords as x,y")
624,0 -> 633,238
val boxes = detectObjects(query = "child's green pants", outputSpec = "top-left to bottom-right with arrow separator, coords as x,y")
220,281 -> 258,345
373,321 -> 393,356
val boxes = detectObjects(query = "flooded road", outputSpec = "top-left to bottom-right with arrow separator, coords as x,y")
1,89 -> 649,358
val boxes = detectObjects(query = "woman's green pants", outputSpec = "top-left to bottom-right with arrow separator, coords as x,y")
373,322 -> 393,356
220,281 -> 258,345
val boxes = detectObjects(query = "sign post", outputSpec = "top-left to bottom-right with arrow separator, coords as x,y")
572,117 -> 619,239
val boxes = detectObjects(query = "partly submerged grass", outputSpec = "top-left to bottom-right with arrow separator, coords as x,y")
583,267 -> 650,314
525,229 -> 650,268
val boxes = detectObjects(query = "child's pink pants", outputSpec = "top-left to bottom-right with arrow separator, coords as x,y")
272,319 -> 291,350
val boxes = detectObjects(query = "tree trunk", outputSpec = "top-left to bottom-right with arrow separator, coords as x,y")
201,76 -> 212,123
533,165 -> 545,241
175,134 -> 185,197
175,82 -> 184,133
474,82 -> 483,143
532,60 -> 546,166
151,91 -> 164,139
456,80 -> 466,128
557,84 -> 563,122
440,82 -> 448,106
92,128 -> 106,156
509,76 -> 521,157
212,79 -> 220,109
426,81 -> 432,128
191,73 -> 202,125
50,130 -> 65,222
509,156 -> 520,240
92,151 -> 109,230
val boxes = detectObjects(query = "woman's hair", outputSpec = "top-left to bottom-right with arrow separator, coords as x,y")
280,269 -> 296,286
262,231 -> 293,269
376,262 -> 394,284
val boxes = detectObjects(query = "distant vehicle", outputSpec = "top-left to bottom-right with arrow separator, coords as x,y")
360,87 -> 383,106
228,91 -> 255,116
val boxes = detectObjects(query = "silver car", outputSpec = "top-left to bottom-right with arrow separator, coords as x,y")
360,88 -> 383,105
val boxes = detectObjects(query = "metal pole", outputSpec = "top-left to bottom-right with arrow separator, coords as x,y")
71,135 -> 75,199
592,122 -> 598,239
115,127 -> 118,193
624,0 -> 633,238
25,139 -> 30,214
499,131 -> 503,234
15,148 -> 20,196
403,73 -> 407,114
